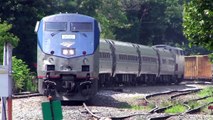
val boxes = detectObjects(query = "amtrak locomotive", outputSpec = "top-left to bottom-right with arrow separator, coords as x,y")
35,13 -> 184,101
35,13 -> 100,101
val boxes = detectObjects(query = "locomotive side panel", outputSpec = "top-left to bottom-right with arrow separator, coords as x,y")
175,51 -> 185,79
153,45 -> 184,83
158,49 -> 175,75
157,49 -> 176,83
112,40 -> 139,75
99,40 -> 112,74
139,46 -> 158,75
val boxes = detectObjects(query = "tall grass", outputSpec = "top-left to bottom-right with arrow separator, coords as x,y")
198,87 -> 213,97
165,104 -> 186,114
199,97 -> 213,104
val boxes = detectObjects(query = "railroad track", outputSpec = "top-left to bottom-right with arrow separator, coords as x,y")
147,88 -> 213,119
7,80 -> 211,100
83,102 -> 148,120
81,85 -> 213,120
1,84 -> 212,120
83,102 -> 188,120
12,92 -> 42,99
144,89 -> 205,120
145,89 -> 200,112
181,81 -> 213,85
0,92 -> 42,101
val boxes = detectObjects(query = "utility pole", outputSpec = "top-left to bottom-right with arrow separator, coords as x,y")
1,42 -> 13,120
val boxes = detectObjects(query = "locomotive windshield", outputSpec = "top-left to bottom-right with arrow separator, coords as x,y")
71,22 -> 92,32
45,22 -> 67,31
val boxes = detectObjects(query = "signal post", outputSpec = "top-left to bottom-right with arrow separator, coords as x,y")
0,42 -> 13,120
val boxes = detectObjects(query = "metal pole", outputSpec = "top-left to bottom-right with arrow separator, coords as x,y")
1,42 -> 13,120
7,43 -> 13,120
1,97 -> 7,120
1,42 -> 8,120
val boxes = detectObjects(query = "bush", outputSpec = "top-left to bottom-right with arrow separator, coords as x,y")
12,56 -> 37,93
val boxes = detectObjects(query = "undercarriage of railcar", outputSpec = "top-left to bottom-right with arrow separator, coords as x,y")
38,72 -> 98,101
98,73 -> 182,87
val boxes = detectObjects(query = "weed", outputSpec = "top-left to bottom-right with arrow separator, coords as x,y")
198,87 -> 213,97
199,97 -> 213,104
188,101 -> 200,109
161,101 -> 172,107
165,104 -> 186,114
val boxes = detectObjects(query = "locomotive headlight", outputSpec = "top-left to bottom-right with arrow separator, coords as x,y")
62,49 -> 69,55
69,49 -> 75,55
62,48 -> 75,55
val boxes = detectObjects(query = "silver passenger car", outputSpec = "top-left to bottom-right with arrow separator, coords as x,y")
99,40 -> 184,86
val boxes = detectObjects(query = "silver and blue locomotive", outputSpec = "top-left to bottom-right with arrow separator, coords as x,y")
35,13 -> 100,101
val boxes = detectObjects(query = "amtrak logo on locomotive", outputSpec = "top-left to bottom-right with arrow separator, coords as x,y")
60,42 -> 75,47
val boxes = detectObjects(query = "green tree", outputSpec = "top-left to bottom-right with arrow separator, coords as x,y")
138,0 -> 185,45
114,0 -> 142,43
0,0 -> 61,69
0,20 -> 19,64
95,0 -> 128,39
183,0 -> 213,59
0,0 -> 101,68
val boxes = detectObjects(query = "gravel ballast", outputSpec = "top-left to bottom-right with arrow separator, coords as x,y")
0,84 -> 212,120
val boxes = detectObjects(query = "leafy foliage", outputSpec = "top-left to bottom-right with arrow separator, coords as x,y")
183,0 -> 213,59
12,56 -> 37,92
0,20 -> 19,64
0,0 -> 61,68
138,0 -> 186,45
0,21 -> 19,46
95,0 -> 129,39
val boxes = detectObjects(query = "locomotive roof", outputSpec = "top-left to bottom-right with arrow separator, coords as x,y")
42,13 -> 95,21
153,44 -> 183,50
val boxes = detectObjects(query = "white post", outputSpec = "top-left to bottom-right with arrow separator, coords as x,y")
7,43 -> 13,120
1,42 -> 13,120
6,43 -> 13,96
